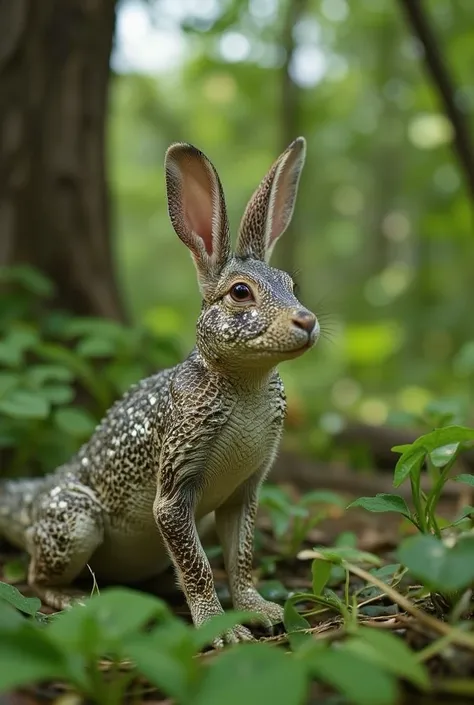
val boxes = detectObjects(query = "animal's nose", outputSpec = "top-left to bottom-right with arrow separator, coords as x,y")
291,309 -> 317,334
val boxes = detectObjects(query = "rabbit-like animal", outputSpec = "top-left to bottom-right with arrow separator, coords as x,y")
0,138 -> 319,646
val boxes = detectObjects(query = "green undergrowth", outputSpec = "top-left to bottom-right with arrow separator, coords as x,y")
1,422 -> 474,704
0,265 -> 180,476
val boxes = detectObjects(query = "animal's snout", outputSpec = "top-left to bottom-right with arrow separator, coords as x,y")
291,309 -> 317,334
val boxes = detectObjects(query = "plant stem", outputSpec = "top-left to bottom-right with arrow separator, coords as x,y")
410,472 -> 427,533
425,456 -> 457,533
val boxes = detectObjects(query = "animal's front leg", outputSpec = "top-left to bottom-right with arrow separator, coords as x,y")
154,487 -> 254,647
215,473 -> 284,631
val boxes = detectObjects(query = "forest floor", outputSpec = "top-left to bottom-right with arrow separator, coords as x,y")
1,462 -> 473,705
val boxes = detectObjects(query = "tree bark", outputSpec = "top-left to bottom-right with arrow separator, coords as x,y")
274,0 -> 308,275
0,0 -> 125,320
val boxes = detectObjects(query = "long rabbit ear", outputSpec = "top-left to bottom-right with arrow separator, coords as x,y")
235,137 -> 306,262
165,143 -> 231,299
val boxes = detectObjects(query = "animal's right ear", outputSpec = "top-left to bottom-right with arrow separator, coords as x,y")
165,143 -> 231,299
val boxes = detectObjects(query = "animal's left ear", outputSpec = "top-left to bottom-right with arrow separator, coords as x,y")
235,137 -> 306,262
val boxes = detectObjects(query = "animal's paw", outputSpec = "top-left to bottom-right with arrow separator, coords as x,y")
234,591 -> 284,632
212,624 -> 254,649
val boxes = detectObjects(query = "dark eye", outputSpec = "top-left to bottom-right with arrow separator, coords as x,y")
229,282 -> 254,303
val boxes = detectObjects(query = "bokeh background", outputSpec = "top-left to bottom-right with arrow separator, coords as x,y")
1,0 -> 474,477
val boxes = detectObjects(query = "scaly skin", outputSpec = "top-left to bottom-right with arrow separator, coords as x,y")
0,138 -> 318,646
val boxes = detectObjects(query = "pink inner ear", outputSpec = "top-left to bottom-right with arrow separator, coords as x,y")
181,162 -> 214,256
267,166 -> 299,248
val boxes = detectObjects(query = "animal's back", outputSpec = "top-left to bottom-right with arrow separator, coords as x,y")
0,363 -> 178,553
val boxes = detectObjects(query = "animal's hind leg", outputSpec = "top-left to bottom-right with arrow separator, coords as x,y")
25,489 -> 104,611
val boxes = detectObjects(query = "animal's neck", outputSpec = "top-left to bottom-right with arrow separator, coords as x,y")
194,348 -> 275,392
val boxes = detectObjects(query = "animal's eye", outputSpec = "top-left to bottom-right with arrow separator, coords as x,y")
229,282 -> 254,303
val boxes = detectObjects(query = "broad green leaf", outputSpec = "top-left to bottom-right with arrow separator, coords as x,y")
48,587 -> 171,651
0,389 -> 50,419
39,383 -> 75,405
454,474 -> 474,487
348,494 -> 410,517
412,426 -> 474,453
0,372 -> 19,397
0,599 -> 28,630
398,534 -> 474,592
429,443 -> 459,468
346,627 -> 429,690
393,446 -> 425,488
54,407 -> 97,437
0,582 -> 41,616
0,328 -> 39,367
193,611 -> 257,650
283,597 -> 312,650
26,364 -> 74,385
194,643 -> 308,705
370,564 -> 402,584
283,598 -> 311,631
0,630 -> 67,692
126,628 -> 198,703
77,336 -> 118,358
304,644 -> 398,705
312,558 -> 331,595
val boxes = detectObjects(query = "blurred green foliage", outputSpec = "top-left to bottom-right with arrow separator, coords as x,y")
109,0 -> 474,444
0,266 -> 180,477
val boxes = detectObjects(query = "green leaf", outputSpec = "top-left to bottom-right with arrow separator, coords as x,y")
26,365 -> 74,386
312,558 -> 331,595
454,474 -> 474,487
346,627 -> 429,690
413,426 -> 474,452
54,407 -> 96,437
348,494 -> 410,517
77,336 -> 118,358
303,644 -> 398,705
283,597 -> 312,650
370,564 -> 402,584
126,627 -> 198,703
398,534 -> 474,592
194,643 -> 308,705
0,264 -> 55,297
0,630 -> 67,692
393,446 -> 425,488
0,389 -> 50,419
429,442 -> 459,468
391,444 -> 413,455
39,383 -> 74,405
394,427 -> 474,486
193,611 -> 257,650
0,582 -> 42,616
48,588 -> 171,653
283,598 -> 311,631
0,372 -> 20,397
0,599 -> 28,630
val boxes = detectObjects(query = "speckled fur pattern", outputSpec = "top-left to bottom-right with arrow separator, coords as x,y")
0,137 -> 318,646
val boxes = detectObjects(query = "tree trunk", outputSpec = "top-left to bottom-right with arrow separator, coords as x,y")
273,0 -> 308,276
0,0 -> 125,321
